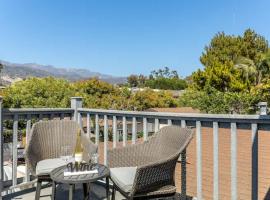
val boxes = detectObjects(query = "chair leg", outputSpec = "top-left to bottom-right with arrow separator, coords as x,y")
35,180 -> 42,200
51,181 -> 56,200
106,177 -> 110,200
111,185 -> 116,200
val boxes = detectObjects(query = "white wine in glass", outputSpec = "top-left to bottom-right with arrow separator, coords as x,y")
74,129 -> 83,163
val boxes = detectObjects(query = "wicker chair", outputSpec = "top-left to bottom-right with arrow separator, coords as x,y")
108,125 -> 194,200
25,120 -> 97,200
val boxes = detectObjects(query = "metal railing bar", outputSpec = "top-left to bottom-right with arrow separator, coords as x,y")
132,117 -> 137,144
231,122 -> 238,200
112,116 -> 117,148
12,114 -> 18,187
213,121 -> 219,200
181,120 -> 186,128
143,117 -> 148,141
95,114 -> 99,145
78,108 -> 270,121
24,114 -> 31,182
196,120 -> 202,200
154,118 -> 159,132
86,113 -> 90,136
122,116 -> 127,147
251,123 -> 258,200
103,115 -> 108,166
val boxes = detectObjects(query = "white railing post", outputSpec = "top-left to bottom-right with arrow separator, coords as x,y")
196,121 -> 202,200
154,118 -> 159,133
70,97 -> 83,122
103,115 -> 108,166
122,116 -> 127,147
132,117 -> 137,144
181,120 -> 186,128
231,122 -> 237,200
251,123 -> 258,200
213,122 -> 219,200
95,114 -> 99,145
25,114 -> 31,182
143,117 -> 148,141
12,114 -> 18,187
86,113 -> 90,137
113,116 -> 117,148
258,102 -> 267,115
0,97 -> 3,197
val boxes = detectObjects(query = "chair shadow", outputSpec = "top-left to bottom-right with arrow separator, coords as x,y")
134,193 -> 193,200
264,187 -> 270,200
2,183 -> 109,200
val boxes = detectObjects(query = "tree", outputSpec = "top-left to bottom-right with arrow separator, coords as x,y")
256,50 -> 270,84
150,67 -> 179,79
3,77 -> 74,108
2,77 -> 178,111
73,78 -> 124,109
0,62 -> 3,86
0,63 -> 3,72
145,67 -> 186,90
182,29 -> 269,114
145,77 -> 187,90
129,89 -> 178,111
137,74 -> 147,86
127,75 -> 139,87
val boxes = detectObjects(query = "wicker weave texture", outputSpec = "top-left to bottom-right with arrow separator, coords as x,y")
108,125 -> 194,198
25,120 -> 97,176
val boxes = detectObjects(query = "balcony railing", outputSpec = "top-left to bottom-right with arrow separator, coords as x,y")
0,96 -> 269,200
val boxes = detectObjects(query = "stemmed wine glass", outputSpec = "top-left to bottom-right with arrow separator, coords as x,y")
60,145 -> 73,163
90,153 -> 99,169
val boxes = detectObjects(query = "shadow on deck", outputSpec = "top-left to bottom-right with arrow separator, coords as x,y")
2,183 -> 193,200
3,183 -> 117,200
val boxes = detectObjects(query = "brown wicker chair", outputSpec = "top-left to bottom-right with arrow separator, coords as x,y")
25,120 -> 97,200
108,125 -> 193,200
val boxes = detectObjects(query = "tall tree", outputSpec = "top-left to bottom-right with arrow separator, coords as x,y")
181,29 -> 269,114
193,29 -> 269,92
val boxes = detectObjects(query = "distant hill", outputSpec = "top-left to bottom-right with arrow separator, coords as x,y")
0,60 -> 127,85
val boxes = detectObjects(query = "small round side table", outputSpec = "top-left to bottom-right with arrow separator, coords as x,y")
50,164 -> 110,200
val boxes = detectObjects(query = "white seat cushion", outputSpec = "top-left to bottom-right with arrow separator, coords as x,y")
36,158 -> 67,175
110,167 -> 137,193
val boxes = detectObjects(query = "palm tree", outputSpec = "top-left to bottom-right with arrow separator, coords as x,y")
234,51 -> 270,86
257,50 -> 270,84
234,56 -> 257,86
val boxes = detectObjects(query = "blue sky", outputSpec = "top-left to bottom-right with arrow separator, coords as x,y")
0,0 -> 270,77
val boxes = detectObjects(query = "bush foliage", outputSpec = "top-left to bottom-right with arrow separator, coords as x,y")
2,77 -> 178,111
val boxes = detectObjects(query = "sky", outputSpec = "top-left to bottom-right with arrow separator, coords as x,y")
0,0 -> 270,77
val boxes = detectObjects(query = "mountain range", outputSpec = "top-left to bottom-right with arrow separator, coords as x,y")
0,60 -> 127,85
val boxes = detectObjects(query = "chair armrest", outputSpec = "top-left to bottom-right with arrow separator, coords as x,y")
130,153 -> 179,196
25,135 -> 41,176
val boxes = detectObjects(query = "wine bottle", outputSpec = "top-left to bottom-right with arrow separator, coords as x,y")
74,129 -> 83,163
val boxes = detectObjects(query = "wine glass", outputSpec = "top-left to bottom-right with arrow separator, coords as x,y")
90,153 -> 99,169
60,145 -> 73,163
